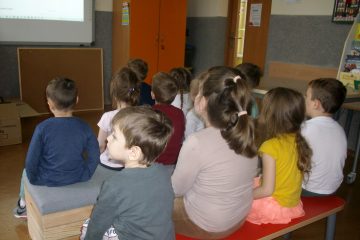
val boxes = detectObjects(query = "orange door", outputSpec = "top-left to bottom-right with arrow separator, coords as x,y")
157,0 -> 187,72
130,0 -> 160,83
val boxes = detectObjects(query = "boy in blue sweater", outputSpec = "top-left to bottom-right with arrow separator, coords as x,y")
81,106 -> 175,240
14,77 -> 100,218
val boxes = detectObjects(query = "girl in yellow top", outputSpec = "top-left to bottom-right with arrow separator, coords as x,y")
247,87 -> 312,225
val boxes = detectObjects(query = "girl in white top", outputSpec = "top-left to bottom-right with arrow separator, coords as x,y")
98,67 -> 141,170
172,66 -> 258,239
184,75 -> 205,139
170,67 -> 193,116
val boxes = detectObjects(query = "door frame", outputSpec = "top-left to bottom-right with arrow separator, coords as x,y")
225,0 -> 272,71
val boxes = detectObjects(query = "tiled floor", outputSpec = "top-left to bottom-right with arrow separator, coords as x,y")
0,110 -> 359,239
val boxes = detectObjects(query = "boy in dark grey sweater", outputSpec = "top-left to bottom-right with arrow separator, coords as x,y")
82,106 -> 175,240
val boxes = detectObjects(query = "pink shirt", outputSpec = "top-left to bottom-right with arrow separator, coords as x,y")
172,127 -> 258,232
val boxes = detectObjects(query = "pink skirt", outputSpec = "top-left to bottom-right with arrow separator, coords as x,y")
246,196 -> 305,225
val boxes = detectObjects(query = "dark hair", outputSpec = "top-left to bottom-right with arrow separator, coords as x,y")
308,78 -> 347,114
127,58 -> 148,81
256,87 -> 312,174
170,67 -> 192,110
152,72 -> 178,104
112,106 -> 173,165
235,62 -> 262,88
201,66 -> 257,158
110,67 -> 141,108
46,77 -> 78,110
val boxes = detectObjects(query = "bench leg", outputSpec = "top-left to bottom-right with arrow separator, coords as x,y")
282,232 -> 291,239
325,214 -> 337,240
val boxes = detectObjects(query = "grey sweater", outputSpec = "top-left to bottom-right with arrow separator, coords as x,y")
85,163 -> 175,240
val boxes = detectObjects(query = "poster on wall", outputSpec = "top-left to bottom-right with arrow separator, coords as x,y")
122,2 -> 130,26
332,0 -> 360,23
249,4 -> 262,27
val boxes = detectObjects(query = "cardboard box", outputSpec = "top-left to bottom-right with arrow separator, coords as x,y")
0,101 -> 40,146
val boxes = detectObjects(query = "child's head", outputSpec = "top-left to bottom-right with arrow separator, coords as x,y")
197,66 -> 257,158
109,106 -> 173,166
151,72 -> 178,104
170,67 -> 192,109
169,67 -> 192,93
46,77 -> 78,111
235,62 -> 262,88
258,87 -> 311,174
127,58 -> 148,82
306,78 -> 347,117
110,67 -> 141,108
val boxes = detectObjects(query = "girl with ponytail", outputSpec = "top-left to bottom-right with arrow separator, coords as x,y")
247,87 -> 312,225
172,66 -> 258,239
97,67 -> 141,170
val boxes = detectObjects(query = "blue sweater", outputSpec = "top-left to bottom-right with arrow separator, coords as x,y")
25,117 -> 100,186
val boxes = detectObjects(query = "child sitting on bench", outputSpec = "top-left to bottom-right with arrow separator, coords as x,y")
81,106 -> 175,240
248,87 -> 312,224
301,78 -> 347,196
14,77 -> 100,218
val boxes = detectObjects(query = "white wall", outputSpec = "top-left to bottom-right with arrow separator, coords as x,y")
271,0 -> 334,15
95,0 -> 113,12
187,0 -> 228,17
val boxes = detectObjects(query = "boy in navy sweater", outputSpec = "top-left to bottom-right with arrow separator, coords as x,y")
14,77 -> 99,218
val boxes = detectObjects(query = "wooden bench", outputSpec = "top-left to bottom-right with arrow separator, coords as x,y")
176,196 -> 345,240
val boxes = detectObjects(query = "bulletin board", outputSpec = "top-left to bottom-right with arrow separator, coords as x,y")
18,48 -> 104,114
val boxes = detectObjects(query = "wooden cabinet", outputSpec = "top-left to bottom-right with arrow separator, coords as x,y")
112,0 -> 187,83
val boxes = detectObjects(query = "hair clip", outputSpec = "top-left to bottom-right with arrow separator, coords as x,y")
237,111 -> 247,117
233,75 -> 241,83
128,88 -> 135,93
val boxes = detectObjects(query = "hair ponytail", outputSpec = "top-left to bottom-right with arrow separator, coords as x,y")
295,131 -> 312,175
204,67 -> 257,158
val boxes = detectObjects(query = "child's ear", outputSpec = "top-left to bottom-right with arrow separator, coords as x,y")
314,99 -> 326,112
128,145 -> 143,161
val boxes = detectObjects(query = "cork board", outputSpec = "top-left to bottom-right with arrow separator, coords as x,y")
18,48 -> 104,113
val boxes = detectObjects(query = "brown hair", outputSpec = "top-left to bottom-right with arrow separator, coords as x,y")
235,62 -> 262,88
152,72 -> 178,104
110,67 -> 141,108
170,67 -> 192,109
201,66 -> 257,158
112,106 -> 173,165
308,78 -> 347,114
256,87 -> 312,174
127,58 -> 148,81
46,77 -> 78,110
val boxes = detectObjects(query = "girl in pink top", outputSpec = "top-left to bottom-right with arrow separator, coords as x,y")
172,66 -> 258,239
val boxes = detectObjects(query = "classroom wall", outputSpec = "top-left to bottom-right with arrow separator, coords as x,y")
0,1 -> 113,105
186,0 -> 228,74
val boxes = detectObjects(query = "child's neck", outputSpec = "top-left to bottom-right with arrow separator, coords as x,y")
53,110 -> 73,117
117,101 -> 129,110
308,111 -> 332,119
125,161 -> 148,168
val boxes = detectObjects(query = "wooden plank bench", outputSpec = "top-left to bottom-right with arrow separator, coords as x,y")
176,196 -> 345,240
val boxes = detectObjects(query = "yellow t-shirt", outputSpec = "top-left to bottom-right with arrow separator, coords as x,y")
259,134 -> 302,207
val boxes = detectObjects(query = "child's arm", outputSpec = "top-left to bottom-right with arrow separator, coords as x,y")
171,136 -> 201,196
97,129 -> 108,153
25,127 -> 43,183
253,153 -> 276,199
85,181 -> 119,239
83,131 -> 100,177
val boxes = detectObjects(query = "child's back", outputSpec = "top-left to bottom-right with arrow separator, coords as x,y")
302,78 -> 347,196
247,87 -> 311,225
26,116 -> 99,186
152,72 -> 185,166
